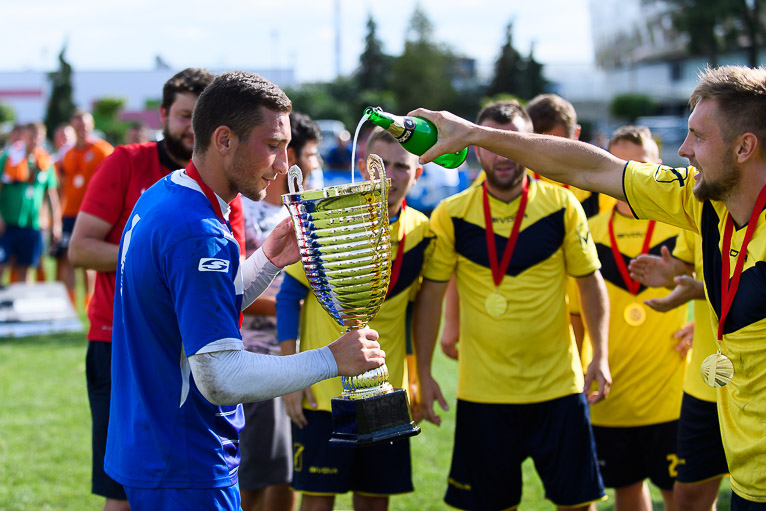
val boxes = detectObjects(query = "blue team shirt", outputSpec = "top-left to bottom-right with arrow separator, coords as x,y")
105,170 -> 245,489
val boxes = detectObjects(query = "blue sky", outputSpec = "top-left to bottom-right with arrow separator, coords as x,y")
0,0 -> 595,83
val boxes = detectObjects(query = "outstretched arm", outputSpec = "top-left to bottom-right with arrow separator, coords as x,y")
409,108 -> 628,201
576,271 -> 612,403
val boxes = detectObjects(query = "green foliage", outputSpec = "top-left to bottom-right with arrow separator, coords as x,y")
93,97 -> 129,145
610,93 -> 657,122
646,0 -> 766,66
357,14 -> 393,91
0,103 -> 15,123
487,23 -> 549,100
44,45 -> 76,143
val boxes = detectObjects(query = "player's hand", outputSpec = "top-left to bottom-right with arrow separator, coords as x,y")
644,275 -> 703,312
584,355 -> 611,404
415,373 -> 449,426
629,246 -> 675,288
674,322 -> 694,358
262,217 -> 300,268
439,330 -> 459,360
328,327 -> 385,377
283,387 -> 315,429
407,108 -> 474,165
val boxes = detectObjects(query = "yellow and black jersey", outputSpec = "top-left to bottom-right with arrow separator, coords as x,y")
472,170 -> 615,217
425,178 -> 600,404
625,160 -> 766,501
587,209 -> 687,427
673,229 -> 717,404
286,206 -> 433,412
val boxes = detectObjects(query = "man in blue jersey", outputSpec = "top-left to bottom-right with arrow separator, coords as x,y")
104,71 -> 385,511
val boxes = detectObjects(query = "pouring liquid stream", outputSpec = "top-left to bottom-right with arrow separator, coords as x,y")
349,112 -> 370,185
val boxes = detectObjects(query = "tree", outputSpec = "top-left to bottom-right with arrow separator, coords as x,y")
45,45 -> 76,143
646,0 -> 765,66
487,22 -> 548,100
390,5 -> 460,114
0,103 -> 15,124
610,93 -> 656,122
356,14 -> 392,91
93,97 -> 128,144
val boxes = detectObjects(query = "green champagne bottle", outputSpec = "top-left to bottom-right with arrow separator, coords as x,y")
364,106 -> 468,169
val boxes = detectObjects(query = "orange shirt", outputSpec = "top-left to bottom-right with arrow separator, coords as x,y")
59,138 -> 114,217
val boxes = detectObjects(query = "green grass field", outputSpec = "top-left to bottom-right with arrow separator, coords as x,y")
0,322 -> 731,510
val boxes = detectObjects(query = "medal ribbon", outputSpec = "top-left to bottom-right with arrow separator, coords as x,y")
482,176 -> 529,287
186,161 -> 228,228
385,200 -> 407,299
718,183 -> 766,340
608,208 -> 656,295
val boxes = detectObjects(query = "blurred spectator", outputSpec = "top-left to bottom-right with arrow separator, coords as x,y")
0,122 -> 61,283
125,121 -> 150,145
54,109 -> 113,307
324,129 -> 352,172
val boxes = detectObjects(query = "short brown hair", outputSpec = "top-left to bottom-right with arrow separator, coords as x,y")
526,94 -> 578,137
475,100 -> 532,132
192,71 -> 292,154
690,66 -> 766,146
161,68 -> 214,112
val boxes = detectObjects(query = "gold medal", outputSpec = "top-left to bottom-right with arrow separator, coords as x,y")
700,352 -> 734,388
484,292 -> 507,318
624,302 -> 646,326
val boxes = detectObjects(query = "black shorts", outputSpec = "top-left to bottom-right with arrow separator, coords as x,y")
238,397 -> 292,491
445,394 -> 605,510
592,420 -> 678,491
51,216 -> 76,258
290,409 -> 413,496
85,340 -> 126,500
732,492 -> 766,510
676,392 -> 729,483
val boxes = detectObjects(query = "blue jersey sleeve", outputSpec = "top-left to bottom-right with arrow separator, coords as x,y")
276,273 -> 309,342
164,234 -> 243,356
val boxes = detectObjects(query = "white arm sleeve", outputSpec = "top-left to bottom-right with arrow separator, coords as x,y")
188,346 -> 338,405
241,247 -> 282,309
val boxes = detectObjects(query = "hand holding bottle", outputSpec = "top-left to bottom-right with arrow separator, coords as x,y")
406,108 -> 477,166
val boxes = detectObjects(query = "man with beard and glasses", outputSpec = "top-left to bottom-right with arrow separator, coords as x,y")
413,100 -> 611,511
68,68 -> 247,511
102,71 -> 383,511
411,65 -> 766,510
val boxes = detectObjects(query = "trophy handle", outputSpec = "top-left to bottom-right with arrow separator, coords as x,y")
365,154 -> 388,251
287,165 -> 304,194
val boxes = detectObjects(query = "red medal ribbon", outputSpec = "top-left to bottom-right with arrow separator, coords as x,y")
718,183 -> 766,340
186,161 -> 228,227
385,200 -> 406,299
608,208 -> 656,295
482,176 -> 529,287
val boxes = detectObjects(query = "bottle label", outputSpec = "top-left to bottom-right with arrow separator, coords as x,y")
393,118 -> 415,144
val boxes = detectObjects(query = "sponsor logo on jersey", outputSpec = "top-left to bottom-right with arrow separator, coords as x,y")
198,258 -> 230,272
653,165 -> 688,187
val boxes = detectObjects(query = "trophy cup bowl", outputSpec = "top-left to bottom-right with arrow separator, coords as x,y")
282,155 -> 421,447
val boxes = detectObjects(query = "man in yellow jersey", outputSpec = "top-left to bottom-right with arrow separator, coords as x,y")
629,230 -> 729,511
588,126 -> 686,511
411,65 -> 766,509
275,127 -> 432,511
414,100 -> 611,511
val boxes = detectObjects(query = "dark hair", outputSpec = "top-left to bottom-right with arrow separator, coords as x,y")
475,100 -> 532,131
691,65 -> 766,147
526,94 -> 577,137
192,71 -> 292,154
289,111 -> 321,156
161,68 -> 214,112
364,126 -> 398,152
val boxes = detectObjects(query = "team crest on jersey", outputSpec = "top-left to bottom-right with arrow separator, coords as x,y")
198,258 -> 230,272
653,165 -> 689,187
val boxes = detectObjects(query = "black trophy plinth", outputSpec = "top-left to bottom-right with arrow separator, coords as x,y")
329,389 -> 421,447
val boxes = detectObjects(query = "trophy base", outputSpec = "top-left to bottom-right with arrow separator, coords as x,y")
329,388 -> 421,447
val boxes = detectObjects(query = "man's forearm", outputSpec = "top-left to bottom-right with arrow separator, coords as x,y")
69,239 -> 119,271
577,272 -> 610,359
413,280 -> 448,375
241,247 -> 282,309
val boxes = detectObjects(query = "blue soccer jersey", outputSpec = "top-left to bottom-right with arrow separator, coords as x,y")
105,169 -> 245,489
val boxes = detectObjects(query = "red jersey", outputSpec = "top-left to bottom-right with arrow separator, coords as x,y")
80,141 -> 246,342
60,138 -> 114,217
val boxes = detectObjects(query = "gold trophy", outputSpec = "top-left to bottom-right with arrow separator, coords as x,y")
282,155 -> 421,447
